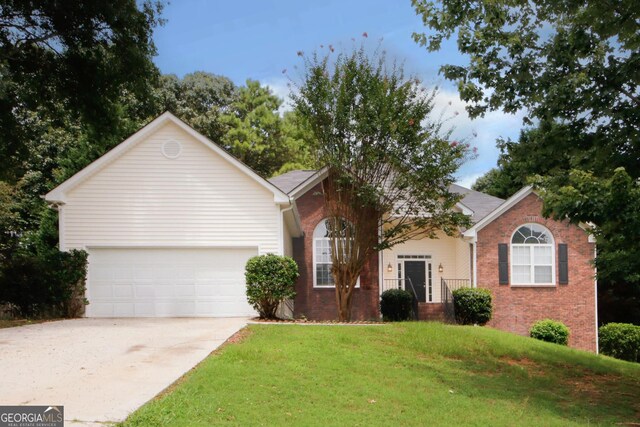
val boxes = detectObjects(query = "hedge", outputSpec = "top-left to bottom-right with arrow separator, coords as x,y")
380,289 -> 413,321
452,287 -> 492,325
530,319 -> 570,345
599,323 -> 640,363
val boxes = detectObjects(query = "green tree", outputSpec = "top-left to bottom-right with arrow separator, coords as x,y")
221,80 -> 314,177
471,168 -> 514,199
472,121 -> 580,199
277,111 -> 316,176
292,46 -> 470,321
0,0 -> 164,182
153,72 -> 237,144
413,0 -> 640,323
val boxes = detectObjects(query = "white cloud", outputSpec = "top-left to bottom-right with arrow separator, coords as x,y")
260,77 -> 295,114
431,89 -> 525,184
455,172 -> 484,189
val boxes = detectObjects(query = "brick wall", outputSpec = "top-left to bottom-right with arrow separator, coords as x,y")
476,192 -> 597,352
292,184 -> 380,321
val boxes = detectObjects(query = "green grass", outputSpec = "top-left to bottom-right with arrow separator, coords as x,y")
122,323 -> 640,426
0,318 -> 49,329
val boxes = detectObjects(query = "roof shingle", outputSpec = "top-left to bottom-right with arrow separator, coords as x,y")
269,170 -> 505,223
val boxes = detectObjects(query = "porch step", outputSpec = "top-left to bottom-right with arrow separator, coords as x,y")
417,302 -> 446,321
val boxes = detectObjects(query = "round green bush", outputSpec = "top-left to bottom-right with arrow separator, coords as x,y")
530,319 -> 570,345
599,323 -> 640,363
245,254 -> 298,319
380,289 -> 413,321
452,287 -> 492,325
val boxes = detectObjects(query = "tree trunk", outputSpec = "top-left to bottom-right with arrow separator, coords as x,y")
335,272 -> 358,322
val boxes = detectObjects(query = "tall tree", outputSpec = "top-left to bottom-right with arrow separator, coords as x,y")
472,121 -> 579,199
292,47 -> 470,321
220,80 -> 314,177
0,0 -> 164,182
413,0 -> 640,309
152,74 -> 315,177
153,72 -> 237,144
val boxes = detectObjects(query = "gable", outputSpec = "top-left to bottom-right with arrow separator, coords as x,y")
56,120 -> 287,252
66,121 -> 274,201
46,112 -> 289,204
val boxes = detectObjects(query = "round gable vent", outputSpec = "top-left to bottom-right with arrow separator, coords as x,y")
162,140 -> 182,159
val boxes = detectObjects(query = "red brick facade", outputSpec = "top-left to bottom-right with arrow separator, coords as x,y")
292,186 -> 597,352
292,184 -> 380,321
476,193 -> 597,352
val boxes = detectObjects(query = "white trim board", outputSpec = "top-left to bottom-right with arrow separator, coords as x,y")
463,186 -> 533,241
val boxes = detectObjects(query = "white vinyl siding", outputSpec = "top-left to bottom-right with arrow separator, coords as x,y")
62,122 -> 282,254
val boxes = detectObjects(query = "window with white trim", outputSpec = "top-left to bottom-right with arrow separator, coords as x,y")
313,218 -> 358,288
511,224 -> 555,285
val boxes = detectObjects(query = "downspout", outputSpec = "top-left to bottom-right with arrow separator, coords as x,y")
378,221 -> 383,297
280,201 -> 295,256
472,240 -> 477,288
594,244 -> 599,354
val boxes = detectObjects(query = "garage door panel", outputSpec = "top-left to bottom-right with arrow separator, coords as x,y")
90,303 -> 115,317
155,301 -> 195,316
87,248 -> 257,317
113,285 -> 133,298
133,302 -> 155,317
135,285 -> 155,298
113,302 -> 135,316
91,285 -> 113,299
174,284 -> 196,297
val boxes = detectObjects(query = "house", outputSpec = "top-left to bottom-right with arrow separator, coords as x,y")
45,112 -> 302,318
46,112 -> 598,352
271,170 -> 597,352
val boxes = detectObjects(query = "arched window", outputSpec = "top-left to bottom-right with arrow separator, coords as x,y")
312,218 -> 356,287
511,224 -> 555,285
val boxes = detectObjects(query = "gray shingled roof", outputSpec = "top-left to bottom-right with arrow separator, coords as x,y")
269,170 -> 505,223
269,170 -> 317,194
449,183 -> 504,223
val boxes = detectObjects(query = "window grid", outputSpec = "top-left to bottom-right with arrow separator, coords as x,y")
510,224 -> 555,285
312,218 -> 360,288
314,238 -> 334,287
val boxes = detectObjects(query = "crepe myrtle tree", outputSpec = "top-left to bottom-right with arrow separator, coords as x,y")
291,44 -> 472,321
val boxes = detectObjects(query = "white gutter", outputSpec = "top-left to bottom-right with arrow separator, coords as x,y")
472,241 -> 477,288
280,202 -> 296,256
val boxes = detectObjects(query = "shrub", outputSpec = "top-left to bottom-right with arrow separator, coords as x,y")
599,323 -> 640,363
452,287 -> 492,325
245,254 -> 298,319
530,319 -> 570,345
380,289 -> 414,321
0,249 -> 88,318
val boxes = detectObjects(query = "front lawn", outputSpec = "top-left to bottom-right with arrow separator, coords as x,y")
122,323 -> 640,426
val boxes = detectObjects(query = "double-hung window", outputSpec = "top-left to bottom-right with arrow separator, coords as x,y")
312,218 -> 358,288
511,224 -> 555,285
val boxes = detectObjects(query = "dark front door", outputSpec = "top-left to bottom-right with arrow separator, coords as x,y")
404,261 -> 426,302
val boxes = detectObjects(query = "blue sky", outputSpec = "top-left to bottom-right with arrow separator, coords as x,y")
153,0 -> 524,187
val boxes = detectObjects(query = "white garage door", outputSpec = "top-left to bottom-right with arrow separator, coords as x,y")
86,248 -> 258,317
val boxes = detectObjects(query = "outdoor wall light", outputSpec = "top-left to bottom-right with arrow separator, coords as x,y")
438,263 -> 444,273
387,263 -> 393,273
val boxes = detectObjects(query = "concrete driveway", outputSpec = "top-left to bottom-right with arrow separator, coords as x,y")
0,317 -> 247,425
